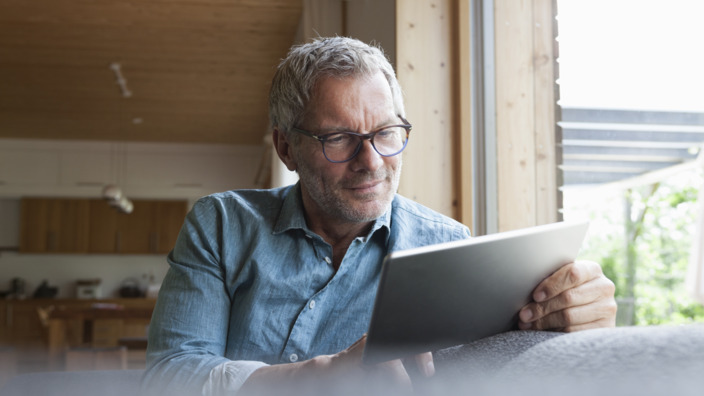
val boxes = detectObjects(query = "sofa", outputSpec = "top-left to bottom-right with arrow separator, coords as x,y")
2,324 -> 703,396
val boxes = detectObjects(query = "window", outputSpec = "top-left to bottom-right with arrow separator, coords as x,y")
556,0 -> 704,325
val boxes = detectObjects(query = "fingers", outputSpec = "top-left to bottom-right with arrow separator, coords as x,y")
519,261 -> 617,331
520,287 -> 617,331
376,359 -> 413,389
373,352 -> 434,392
413,352 -> 435,377
247,336 -> 430,394
325,334 -> 369,381
532,261 -> 603,302
341,334 -> 367,361
332,335 -> 428,391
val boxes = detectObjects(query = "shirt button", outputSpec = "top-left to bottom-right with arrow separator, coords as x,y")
324,256 -> 332,265
289,353 -> 299,362
309,300 -> 316,309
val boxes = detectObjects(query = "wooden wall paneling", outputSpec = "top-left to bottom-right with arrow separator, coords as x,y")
396,0 -> 458,219
495,0 -> 537,232
493,0 -> 559,231
298,0 -> 344,40
0,0 -> 303,145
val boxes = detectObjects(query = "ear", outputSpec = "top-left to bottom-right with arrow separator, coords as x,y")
272,128 -> 298,172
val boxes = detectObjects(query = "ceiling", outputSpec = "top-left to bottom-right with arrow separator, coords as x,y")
0,0 -> 302,145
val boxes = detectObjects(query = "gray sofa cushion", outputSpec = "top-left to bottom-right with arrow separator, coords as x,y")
434,329 -> 563,377
2,325 -> 702,396
428,324 -> 704,396
1,369 -> 142,396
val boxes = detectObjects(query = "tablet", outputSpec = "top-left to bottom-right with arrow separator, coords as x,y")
362,221 -> 590,365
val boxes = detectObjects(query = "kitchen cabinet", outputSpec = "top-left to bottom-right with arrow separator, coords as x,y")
19,198 -> 90,253
20,198 -> 187,254
89,199 -> 187,254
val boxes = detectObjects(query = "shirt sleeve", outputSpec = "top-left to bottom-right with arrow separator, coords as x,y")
142,197 -> 253,395
202,361 -> 270,395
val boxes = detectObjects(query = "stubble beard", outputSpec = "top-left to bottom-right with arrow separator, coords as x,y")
297,158 -> 402,224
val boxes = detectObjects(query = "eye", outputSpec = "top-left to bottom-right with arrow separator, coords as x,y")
324,133 -> 353,146
375,128 -> 400,140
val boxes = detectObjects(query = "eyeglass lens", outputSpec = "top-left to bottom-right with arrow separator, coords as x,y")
323,127 -> 408,162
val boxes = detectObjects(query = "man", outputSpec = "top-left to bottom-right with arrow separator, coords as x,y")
143,37 -> 616,395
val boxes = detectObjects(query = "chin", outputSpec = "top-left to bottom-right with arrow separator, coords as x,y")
343,198 -> 392,223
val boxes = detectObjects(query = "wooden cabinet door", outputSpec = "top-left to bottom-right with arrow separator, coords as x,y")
155,200 -> 187,254
114,200 -> 186,254
115,201 -> 158,254
22,198 -> 186,254
48,199 -> 90,252
88,199 -> 119,253
90,199 -> 158,254
20,198 -> 90,253
19,198 -> 50,252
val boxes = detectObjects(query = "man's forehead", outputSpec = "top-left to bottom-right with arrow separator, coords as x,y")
304,72 -> 395,129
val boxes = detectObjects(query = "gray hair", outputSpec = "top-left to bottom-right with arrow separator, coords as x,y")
268,36 -> 405,136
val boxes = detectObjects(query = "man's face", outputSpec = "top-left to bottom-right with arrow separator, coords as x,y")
292,71 -> 402,225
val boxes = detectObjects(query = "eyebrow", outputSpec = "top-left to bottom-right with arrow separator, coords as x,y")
318,118 -> 399,134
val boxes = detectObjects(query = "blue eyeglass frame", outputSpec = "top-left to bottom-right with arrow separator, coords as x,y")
288,115 -> 412,163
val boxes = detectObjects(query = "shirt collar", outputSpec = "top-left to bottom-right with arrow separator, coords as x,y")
273,182 -> 392,242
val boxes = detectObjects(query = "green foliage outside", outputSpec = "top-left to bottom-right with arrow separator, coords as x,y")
563,170 -> 704,326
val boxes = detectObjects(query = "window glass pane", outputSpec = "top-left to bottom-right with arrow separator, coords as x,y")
556,0 -> 704,325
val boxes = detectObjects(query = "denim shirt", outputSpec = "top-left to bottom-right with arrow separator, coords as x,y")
143,183 -> 471,394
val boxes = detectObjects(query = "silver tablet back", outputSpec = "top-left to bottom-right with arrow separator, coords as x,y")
362,221 -> 589,365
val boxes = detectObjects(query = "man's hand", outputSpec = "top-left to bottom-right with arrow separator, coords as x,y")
518,260 -> 617,332
240,335 -> 434,393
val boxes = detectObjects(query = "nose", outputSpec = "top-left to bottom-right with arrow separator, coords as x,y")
350,138 -> 384,172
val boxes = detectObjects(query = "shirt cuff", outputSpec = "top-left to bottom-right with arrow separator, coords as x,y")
202,360 -> 270,395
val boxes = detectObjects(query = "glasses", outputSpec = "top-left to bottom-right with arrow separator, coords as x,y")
289,116 -> 412,163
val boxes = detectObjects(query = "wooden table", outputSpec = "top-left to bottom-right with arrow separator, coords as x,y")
46,304 -> 153,370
